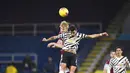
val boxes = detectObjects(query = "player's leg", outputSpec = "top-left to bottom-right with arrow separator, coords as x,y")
59,64 -> 70,73
59,55 -> 64,73
70,53 -> 77,73
60,64 -> 69,73
59,52 -> 68,73
70,66 -> 77,73
60,54 -> 70,73
65,61 -> 71,73
60,63 -> 67,73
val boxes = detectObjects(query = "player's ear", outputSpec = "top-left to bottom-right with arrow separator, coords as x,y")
120,50 -> 123,54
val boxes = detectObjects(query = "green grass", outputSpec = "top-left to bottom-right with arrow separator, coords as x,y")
94,70 -> 130,73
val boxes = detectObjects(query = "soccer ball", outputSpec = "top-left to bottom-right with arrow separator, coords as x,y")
59,7 -> 69,17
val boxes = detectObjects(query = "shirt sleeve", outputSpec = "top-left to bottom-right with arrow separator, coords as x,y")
126,57 -> 130,68
57,33 -> 65,39
77,33 -> 87,39
109,58 -> 113,69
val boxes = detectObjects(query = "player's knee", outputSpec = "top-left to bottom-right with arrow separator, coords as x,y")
61,63 -> 67,70
70,66 -> 77,73
70,72 -> 74,73
70,70 -> 75,73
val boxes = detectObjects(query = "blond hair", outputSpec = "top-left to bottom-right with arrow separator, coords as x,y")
60,21 -> 69,29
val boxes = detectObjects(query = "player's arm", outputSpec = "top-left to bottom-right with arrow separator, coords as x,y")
126,57 -> 130,68
47,42 -> 63,49
42,36 -> 58,42
42,33 -> 64,42
108,59 -> 113,70
53,43 -> 63,48
103,64 -> 108,73
103,63 -> 110,73
86,32 -> 108,38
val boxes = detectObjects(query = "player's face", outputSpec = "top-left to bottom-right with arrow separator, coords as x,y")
70,30 -> 77,37
116,48 -> 123,56
110,52 -> 116,58
60,24 -> 68,32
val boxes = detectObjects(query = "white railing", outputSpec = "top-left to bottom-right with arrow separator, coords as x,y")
0,53 -> 38,65
0,22 -> 102,36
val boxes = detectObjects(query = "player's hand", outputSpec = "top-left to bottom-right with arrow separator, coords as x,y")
42,38 -> 48,42
101,32 -> 109,36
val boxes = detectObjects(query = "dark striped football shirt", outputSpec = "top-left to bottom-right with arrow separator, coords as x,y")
109,56 -> 130,73
57,32 -> 87,54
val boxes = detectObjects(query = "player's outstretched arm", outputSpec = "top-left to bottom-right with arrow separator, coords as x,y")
42,36 -> 58,42
47,42 -> 63,49
42,33 -> 64,42
86,32 -> 109,38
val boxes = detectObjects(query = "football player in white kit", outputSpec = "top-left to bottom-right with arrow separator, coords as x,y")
109,47 -> 130,73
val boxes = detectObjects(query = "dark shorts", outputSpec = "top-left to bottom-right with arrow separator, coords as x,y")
61,51 -> 77,66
